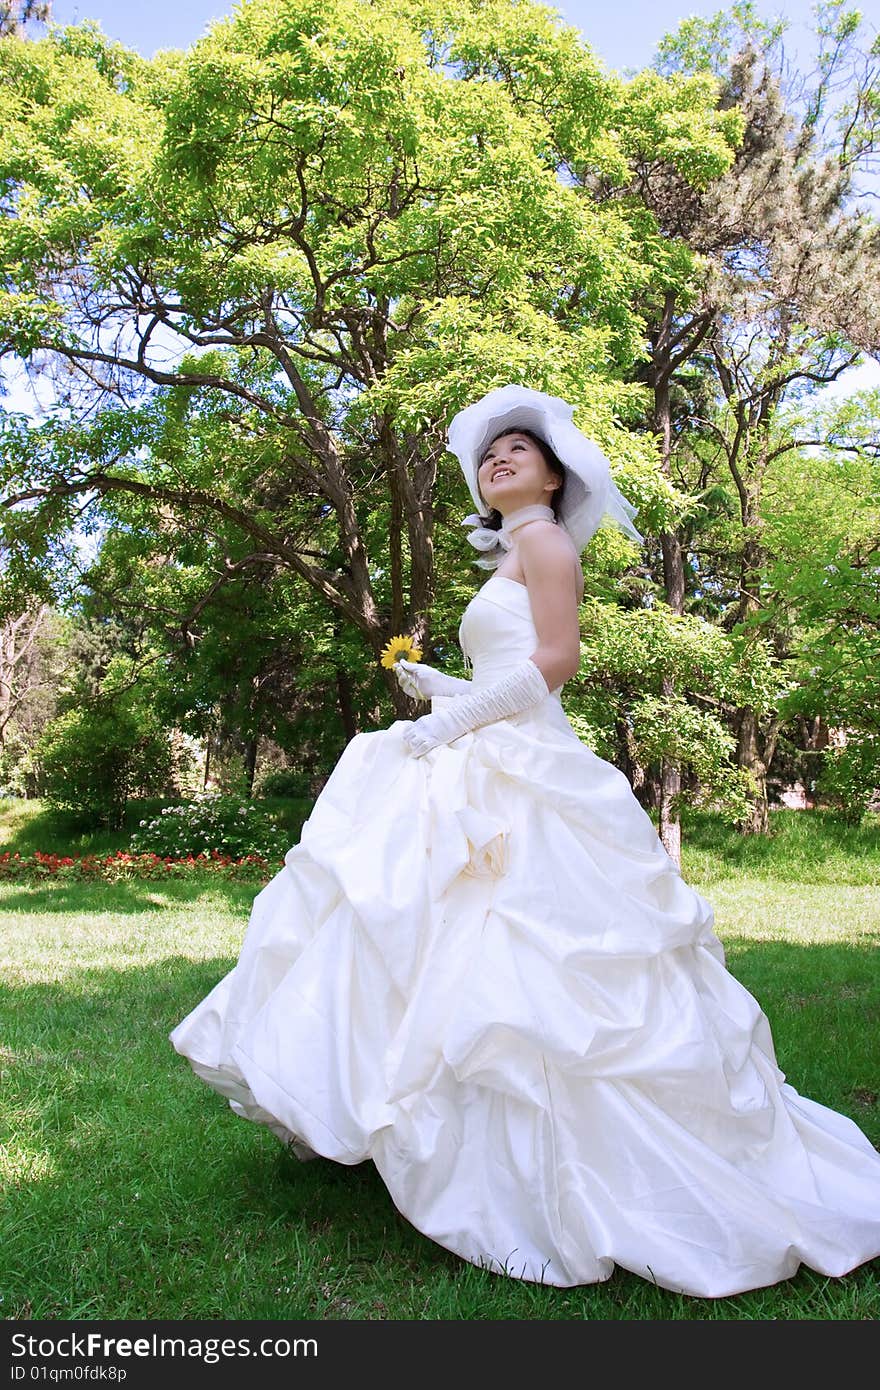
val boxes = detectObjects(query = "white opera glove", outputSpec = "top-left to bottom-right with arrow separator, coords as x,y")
401,657 -> 550,758
393,658 -> 472,702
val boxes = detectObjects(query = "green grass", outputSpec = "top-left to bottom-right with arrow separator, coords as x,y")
1,799 -> 879,1320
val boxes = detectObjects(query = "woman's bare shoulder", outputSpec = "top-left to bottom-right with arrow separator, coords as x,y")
516,521 -> 584,598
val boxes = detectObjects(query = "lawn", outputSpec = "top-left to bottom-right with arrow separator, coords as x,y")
1,798 -> 879,1320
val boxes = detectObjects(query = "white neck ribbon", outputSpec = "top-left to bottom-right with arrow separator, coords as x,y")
500,502 -> 556,537
460,502 -> 556,570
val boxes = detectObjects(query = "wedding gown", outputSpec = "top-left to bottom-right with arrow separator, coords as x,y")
169,573 -> 880,1297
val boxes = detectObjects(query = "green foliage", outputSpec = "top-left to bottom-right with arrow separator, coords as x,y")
33,700 -> 173,830
129,790 -> 288,860
654,0 -> 790,77
254,768 -> 313,799
3,0 -> 875,838
816,735 -> 880,826
756,406 -> 880,795
579,598 -> 783,712
0,0 -> 736,530
569,597 -> 785,818
630,693 -> 755,823
612,66 -> 746,192
0,0 -> 740,789
0,728 -> 31,798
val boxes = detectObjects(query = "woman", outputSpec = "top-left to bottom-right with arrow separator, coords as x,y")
170,384 -> 880,1298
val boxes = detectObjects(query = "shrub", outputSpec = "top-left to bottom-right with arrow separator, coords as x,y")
816,735 -> 880,825
254,768 -> 312,799
34,704 -> 174,829
0,730 -> 33,799
129,792 -> 289,861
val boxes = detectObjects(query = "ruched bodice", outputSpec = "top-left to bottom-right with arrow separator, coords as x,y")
458,574 -> 565,701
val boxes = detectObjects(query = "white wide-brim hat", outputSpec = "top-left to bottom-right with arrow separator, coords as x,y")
447,384 -> 643,564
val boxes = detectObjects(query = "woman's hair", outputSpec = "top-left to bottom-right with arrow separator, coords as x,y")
475,427 -> 566,530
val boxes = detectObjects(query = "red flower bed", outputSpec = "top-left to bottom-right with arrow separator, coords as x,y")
0,848 -> 285,883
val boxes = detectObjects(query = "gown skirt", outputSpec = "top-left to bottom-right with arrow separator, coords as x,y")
169,573 -> 880,1297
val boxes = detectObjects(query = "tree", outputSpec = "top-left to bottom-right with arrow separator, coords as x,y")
760,391 -> 880,821
0,0 -> 734,726
0,588 -> 69,794
0,599 -> 54,745
613,2 -> 879,839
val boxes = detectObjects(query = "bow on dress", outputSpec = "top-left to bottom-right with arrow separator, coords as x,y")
460,514 -> 512,570
422,735 -> 512,898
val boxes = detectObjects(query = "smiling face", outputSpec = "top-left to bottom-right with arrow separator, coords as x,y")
477,430 -> 562,514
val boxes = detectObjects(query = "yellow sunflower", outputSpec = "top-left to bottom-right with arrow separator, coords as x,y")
380,633 -> 423,668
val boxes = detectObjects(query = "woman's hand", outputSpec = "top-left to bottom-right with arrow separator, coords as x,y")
401,658 -> 550,758
394,659 -> 471,702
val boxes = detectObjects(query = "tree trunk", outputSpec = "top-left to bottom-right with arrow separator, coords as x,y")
244,732 -> 259,794
617,715 -> 645,795
0,618 -> 12,746
733,496 -> 771,832
335,664 -> 358,742
658,673 -> 683,865
801,713 -> 832,808
653,294 -> 686,870
735,705 -> 769,833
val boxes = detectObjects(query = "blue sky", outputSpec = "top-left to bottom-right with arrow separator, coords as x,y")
48,0 -> 834,76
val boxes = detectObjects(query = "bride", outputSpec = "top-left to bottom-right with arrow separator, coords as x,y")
170,384 -> 880,1298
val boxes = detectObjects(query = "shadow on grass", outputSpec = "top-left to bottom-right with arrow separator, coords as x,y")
1,942 -> 879,1320
678,807 -> 880,883
0,876 -> 274,916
